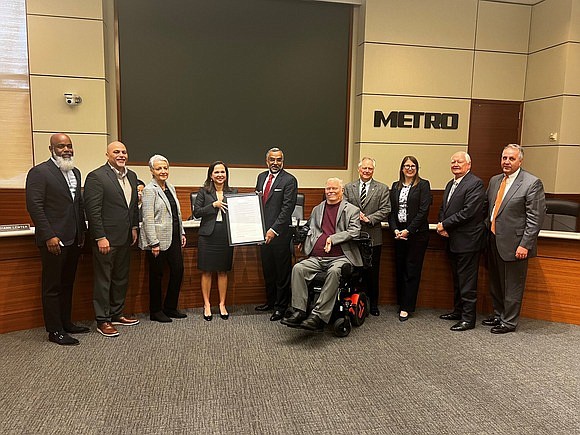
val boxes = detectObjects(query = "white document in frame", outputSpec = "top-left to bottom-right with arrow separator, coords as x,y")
226,194 -> 265,245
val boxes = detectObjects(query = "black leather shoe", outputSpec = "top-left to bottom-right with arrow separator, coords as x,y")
450,321 -> 475,331
491,324 -> 515,334
164,308 -> 187,319
370,307 -> 380,316
255,303 -> 273,312
64,324 -> 90,334
150,311 -> 172,323
203,314 -> 213,321
270,311 -> 283,321
440,312 -> 461,321
280,310 -> 307,327
48,332 -> 79,346
482,317 -> 501,327
300,314 -> 325,332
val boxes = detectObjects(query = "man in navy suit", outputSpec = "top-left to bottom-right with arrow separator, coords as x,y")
437,152 -> 486,331
26,133 -> 88,345
255,147 -> 298,321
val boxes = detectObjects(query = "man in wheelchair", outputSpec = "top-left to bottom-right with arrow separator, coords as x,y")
281,178 -> 363,332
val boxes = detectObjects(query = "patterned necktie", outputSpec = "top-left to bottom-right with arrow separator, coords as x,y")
447,180 -> 459,204
491,176 -> 508,234
263,173 -> 274,204
360,181 -> 367,205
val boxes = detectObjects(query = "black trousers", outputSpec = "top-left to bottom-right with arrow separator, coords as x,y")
448,250 -> 481,324
39,243 -> 81,333
260,233 -> 292,311
147,238 -> 184,313
394,232 -> 429,312
361,245 -> 382,309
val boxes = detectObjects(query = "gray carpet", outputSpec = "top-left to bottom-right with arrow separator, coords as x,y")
1,306 -> 578,435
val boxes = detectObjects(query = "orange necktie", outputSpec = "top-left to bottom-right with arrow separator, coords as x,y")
491,176 -> 507,234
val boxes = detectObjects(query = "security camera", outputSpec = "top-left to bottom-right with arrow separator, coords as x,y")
64,93 -> 82,106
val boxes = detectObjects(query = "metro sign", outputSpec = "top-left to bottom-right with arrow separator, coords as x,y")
374,110 -> 459,129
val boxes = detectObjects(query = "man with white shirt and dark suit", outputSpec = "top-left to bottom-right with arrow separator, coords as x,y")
437,151 -> 486,331
484,144 -> 545,334
255,147 -> 298,322
84,141 -> 140,337
282,178 -> 362,332
344,157 -> 390,316
26,133 -> 88,345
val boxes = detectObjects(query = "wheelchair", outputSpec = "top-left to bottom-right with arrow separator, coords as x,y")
292,228 -> 373,337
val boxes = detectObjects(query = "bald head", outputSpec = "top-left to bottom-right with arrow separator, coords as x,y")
106,141 -> 128,171
49,134 -> 74,169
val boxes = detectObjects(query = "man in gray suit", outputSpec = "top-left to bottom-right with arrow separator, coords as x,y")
344,157 -> 390,316
484,144 -> 545,334
281,178 -> 362,332
84,141 -> 140,337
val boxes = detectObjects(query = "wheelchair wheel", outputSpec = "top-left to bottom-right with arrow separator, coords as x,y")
333,316 -> 352,337
351,292 -> 368,327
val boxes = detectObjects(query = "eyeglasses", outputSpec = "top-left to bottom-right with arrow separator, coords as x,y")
403,165 -> 416,170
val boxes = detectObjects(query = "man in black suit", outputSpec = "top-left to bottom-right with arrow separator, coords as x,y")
26,133 -> 88,346
437,151 -> 486,331
84,141 -> 140,337
255,147 -> 298,321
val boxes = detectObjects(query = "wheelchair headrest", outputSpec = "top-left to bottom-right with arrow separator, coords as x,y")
355,231 -> 373,269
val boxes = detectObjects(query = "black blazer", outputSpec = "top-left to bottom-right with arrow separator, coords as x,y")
194,187 -> 238,236
388,178 -> 432,234
84,164 -> 140,246
25,160 -> 86,247
255,169 -> 298,242
438,171 -> 486,253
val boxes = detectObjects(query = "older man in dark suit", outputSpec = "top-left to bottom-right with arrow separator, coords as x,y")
281,178 -> 362,332
437,151 -> 486,331
484,144 -> 545,334
344,157 -> 390,316
255,147 -> 298,321
26,133 -> 88,345
84,141 -> 140,337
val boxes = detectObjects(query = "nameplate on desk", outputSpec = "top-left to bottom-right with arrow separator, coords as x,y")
0,224 -> 30,232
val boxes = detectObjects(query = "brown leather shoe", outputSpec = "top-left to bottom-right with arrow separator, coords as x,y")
97,322 -> 119,337
111,315 -> 140,326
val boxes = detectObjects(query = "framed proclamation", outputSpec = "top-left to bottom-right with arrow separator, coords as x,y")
224,193 -> 266,246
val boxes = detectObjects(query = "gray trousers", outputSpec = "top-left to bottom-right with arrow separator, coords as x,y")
291,255 -> 350,323
92,244 -> 131,323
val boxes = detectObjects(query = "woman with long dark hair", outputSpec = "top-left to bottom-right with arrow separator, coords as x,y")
194,161 -> 237,321
387,156 -> 432,321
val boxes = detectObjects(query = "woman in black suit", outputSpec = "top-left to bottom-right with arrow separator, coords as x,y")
388,156 -> 432,322
194,161 -> 237,321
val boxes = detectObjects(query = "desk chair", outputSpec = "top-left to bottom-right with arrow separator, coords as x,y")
542,199 -> 580,232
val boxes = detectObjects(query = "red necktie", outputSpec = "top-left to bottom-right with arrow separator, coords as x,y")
263,173 -> 274,204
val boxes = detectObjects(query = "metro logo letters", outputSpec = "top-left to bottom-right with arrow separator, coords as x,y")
374,111 -> 459,129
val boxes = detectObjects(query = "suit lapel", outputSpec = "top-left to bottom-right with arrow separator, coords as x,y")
153,182 -> 171,213
497,172 -> 523,216
265,170 -> 283,205
106,166 -> 129,207
47,160 -> 73,202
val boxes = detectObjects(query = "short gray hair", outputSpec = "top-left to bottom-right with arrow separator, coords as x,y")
358,157 -> 376,168
148,154 -> 169,169
504,143 -> 524,161
326,177 -> 344,188
266,147 -> 284,159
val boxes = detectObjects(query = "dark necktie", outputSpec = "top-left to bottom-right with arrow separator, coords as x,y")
360,182 -> 367,205
263,173 -> 274,204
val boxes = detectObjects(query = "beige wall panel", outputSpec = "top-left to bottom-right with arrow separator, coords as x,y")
525,45 -> 567,101
358,143 -> 467,189
529,0 -> 573,53
363,44 -> 473,98
522,98 -> 563,146
571,0 -> 580,42
360,95 -> 470,145
30,76 -> 107,134
26,0 -> 103,19
27,16 -> 105,78
364,0 -> 477,49
0,91 -> 33,188
354,44 -> 364,96
32,133 -> 108,183
476,1 -> 530,53
522,146 -> 558,193
472,52 -> 526,101
356,0 -> 366,45
555,146 -> 580,193
560,96 -> 580,144
564,43 -> 580,94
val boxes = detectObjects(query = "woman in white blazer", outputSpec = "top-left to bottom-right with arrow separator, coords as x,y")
139,155 -> 187,323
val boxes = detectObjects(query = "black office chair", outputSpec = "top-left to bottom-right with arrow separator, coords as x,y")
542,199 -> 580,232
292,193 -> 305,221
189,191 -> 201,221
